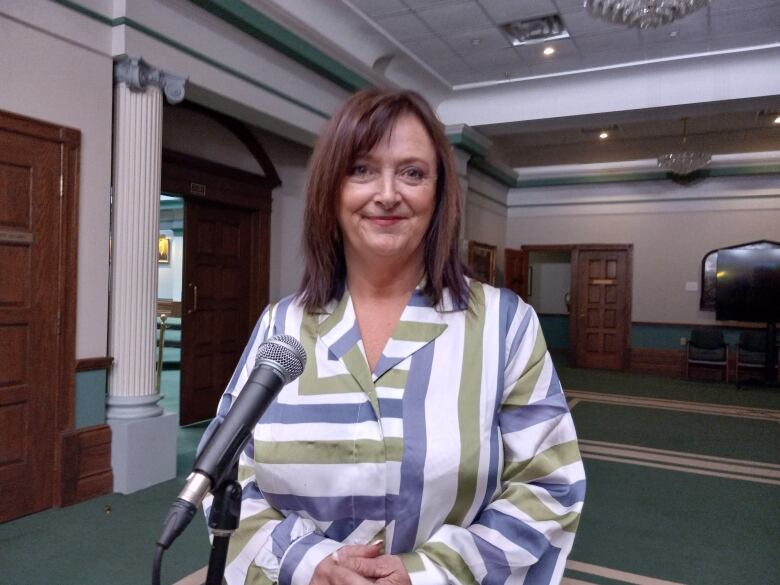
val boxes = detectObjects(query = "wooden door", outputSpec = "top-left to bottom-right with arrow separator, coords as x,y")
0,125 -> 63,521
180,200 -> 253,424
505,248 -> 529,299
573,247 -> 632,370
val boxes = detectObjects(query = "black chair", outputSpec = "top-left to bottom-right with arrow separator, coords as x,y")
736,330 -> 769,385
686,329 -> 729,381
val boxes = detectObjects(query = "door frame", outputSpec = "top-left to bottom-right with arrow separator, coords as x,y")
0,109 -> 81,508
160,150 -> 274,421
520,244 -> 633,369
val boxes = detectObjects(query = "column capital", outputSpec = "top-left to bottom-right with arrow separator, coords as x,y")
113,54 -> 187,104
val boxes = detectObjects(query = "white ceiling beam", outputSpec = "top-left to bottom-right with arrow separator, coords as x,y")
437,45 -> 780,128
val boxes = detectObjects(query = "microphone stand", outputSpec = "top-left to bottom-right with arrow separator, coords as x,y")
205,464 -> 242,585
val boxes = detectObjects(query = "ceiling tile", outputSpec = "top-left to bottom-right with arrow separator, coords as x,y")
640,8 -> 711,43
402,35 -> 459,61
462,46 -> 525,69
416,2 -> 492,34
553,0 -> 594,14
574,29 -> 643,54
478,0 -> 559,24
444,26 -> 513,54
375,11 -> 431,40
641,37 -> 716,59
710,0 -> 780,13
561,8 -> 634,36
351,0 -> 408,17
708,28 -> 780,50
402,0 -> 457,8
711,4 -> 780,35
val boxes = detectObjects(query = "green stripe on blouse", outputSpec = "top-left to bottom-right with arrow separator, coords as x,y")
501,483 -> 581,533
421,542 -> 480,585
505,328 -> 548,406
392,321 -> 448,342
253,438 -> 404,463
226,507 -> 284,566
447,282 -> 485,526
503,440 -> 582,483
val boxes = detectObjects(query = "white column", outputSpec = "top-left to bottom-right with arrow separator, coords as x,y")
107,55 -> 185,493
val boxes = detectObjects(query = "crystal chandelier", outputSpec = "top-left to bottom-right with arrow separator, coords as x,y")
657,118 -> 711,175
584,0 -> 709,29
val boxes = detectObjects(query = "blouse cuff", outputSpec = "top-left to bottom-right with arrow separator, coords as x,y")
400,552 -> 449,585
278,532 -> 342,585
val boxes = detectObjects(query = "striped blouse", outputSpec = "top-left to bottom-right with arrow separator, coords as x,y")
202,279 -> 585,585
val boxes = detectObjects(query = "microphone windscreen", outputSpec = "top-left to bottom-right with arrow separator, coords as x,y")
255,335 -> 307,382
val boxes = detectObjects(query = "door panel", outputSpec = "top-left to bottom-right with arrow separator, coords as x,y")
180,200 -> 253,425
574,248 -> 631,370
504,248 -> 529,299
0,129 -> 61,522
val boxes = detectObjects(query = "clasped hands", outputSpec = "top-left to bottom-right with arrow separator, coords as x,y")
310,542 -> 411,585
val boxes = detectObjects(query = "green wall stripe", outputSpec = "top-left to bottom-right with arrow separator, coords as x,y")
191,0 -> 372,92
512,192 -> 780,209
51,0 -> 331,119
514,164 -> 780,190
447,133 -> 488,158
469,157 -> 518,187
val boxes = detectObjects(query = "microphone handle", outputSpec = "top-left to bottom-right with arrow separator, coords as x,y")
195,362 -> 286,491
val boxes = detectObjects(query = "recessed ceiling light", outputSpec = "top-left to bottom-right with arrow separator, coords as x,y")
471,38 -> 481,46
669,30 -> 679,37
774,115 -> 780,124
543,46 -> 555,56
599,131 -> 609,139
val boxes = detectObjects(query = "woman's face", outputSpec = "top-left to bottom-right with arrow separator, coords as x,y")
338,113 -> 437,268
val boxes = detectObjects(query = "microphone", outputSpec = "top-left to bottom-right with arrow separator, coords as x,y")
156,334 -> 306,549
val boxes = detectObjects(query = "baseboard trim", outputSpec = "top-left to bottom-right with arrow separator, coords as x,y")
629,348 -> 684,377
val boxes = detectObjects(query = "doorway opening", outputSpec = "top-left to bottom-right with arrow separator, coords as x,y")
157,194 -> 184,418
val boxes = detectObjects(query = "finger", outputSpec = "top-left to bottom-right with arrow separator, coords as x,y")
337,555 -> 393,579
329,564 -> 375,585
334,542 -> 384,560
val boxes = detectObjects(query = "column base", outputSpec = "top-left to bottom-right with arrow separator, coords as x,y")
106,393 -> 163,419
108,411 -> 177,494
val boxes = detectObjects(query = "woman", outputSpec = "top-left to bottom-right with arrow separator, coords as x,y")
204,89 -> 585,585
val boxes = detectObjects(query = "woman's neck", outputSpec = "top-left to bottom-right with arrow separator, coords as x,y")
344,249 -> 423,301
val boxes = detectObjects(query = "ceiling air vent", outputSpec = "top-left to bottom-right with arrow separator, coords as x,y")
500,14 -> 569,46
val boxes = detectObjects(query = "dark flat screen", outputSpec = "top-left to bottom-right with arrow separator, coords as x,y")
715,248 -> 780,322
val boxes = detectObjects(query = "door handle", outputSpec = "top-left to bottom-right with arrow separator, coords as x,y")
187,282 -> 198,314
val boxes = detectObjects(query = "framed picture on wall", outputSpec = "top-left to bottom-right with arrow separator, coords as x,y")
468,241 -> 497,285
158,235 -> 171,264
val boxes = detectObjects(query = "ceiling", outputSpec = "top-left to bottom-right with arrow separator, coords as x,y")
348,0 -> 780,87
343,0 -> 780,167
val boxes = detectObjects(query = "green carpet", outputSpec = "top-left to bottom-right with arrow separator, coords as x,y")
1,363 -> 778,584
572,402 -> 780,463
569,459 -> 780,585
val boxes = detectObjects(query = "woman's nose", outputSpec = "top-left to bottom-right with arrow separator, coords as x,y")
374,169 -> 401,207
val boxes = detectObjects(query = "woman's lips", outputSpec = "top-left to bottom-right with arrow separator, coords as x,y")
364,216 -> 405,226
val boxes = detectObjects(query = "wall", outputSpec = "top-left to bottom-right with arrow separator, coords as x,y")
507,174 -> 780,326
0,10 -> 113,360
466,170 -> 508,285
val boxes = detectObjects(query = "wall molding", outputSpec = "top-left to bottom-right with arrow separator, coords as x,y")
75,357 -> 114,372
50,0 -> 332,119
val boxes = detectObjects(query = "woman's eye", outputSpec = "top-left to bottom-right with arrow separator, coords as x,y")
349,164 -> 369,176
400,167 -> 425,182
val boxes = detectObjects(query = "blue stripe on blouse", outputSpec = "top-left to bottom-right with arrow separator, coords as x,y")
391,341 -> 435,553
263,493 -> 388,521
499,392 -> 569,433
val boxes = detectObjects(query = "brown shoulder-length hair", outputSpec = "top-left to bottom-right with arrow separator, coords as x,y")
298,88 -> 468,312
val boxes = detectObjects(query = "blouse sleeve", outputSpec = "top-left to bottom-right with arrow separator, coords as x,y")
400,303 -> 586,585
199,307 -> 344,585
